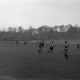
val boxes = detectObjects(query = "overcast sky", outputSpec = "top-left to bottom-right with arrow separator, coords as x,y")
0,0 -> 80,30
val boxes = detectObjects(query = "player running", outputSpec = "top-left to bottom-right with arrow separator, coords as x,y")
48,41 -> 54,53
62,41 -> 69,60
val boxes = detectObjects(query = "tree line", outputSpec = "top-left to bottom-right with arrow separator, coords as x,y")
0,24 -> 80,41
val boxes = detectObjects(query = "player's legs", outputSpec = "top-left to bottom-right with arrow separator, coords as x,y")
49,47 -> 52,53
16,43 -> 18,47
76,46 -> 80,51
62,48 -> 67,54
39,48 -> 41,53
24,43 -> 26,46
41,47 -> 42,53
50,50 -> 52,53
50,48 -> 53,53
62,49 -> 64,54
39,47 -> 42,53
64,49 -> 69,59
47,49 -> 50,53
65,54 -> 69,60
65,49 -> 67,55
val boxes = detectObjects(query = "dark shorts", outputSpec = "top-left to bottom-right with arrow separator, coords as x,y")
64,48 -> 68,52
77,46 -> 79,48
39,45 -> 42,48
50,47 -> 53,50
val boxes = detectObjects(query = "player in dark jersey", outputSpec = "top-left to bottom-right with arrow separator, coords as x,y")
48,41 -> 54,53
39,42 -> 42,53
62,41 -> 69,60
24,40 -> 26,46
16,40 -> 19,47
76,43 -> 80,51
41,40 -> 44,48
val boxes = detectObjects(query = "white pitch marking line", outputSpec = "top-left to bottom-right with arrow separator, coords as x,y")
0,75 -> 18,80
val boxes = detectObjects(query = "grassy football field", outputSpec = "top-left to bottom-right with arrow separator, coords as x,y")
0,40 -> 80,80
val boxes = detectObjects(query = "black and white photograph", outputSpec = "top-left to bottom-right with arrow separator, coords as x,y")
0,0 -> 80,80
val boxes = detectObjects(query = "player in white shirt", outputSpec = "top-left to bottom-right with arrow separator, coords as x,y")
62,41 -> 69,60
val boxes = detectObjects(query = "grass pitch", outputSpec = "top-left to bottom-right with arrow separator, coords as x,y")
0,41 -> 80,80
